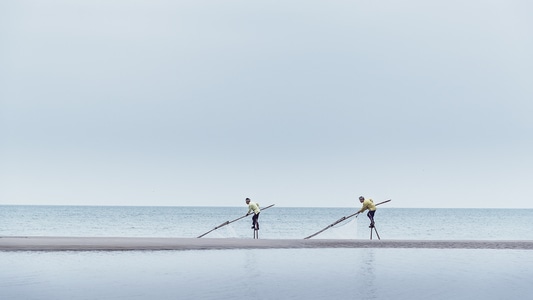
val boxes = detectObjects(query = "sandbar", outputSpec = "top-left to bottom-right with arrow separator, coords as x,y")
1,236 -> 533,251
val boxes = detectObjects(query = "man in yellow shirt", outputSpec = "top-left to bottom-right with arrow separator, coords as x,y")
358,196 -> 376,228
245,198 -> 261,230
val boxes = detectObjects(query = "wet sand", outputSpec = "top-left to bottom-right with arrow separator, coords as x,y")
1,236 -> 533,251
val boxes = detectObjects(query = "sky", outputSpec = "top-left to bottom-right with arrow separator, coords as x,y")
1,0 -> 532,208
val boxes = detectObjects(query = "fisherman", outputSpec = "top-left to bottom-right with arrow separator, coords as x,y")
245,198 -> 260,230
358,196 -> 376,228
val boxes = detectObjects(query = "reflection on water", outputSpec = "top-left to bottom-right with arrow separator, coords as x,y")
1,248 -> 532,300
359,249 -> 378,300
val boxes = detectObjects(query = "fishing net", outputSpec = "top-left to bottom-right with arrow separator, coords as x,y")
313,217 -> 358,239
207,224 -> 239,238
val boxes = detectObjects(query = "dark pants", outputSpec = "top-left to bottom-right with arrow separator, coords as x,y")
367,210 -> 375,225
252,213 -> 260,230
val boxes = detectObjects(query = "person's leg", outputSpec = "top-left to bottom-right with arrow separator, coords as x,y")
367,210 -> 375,227
252,213 -> 260,230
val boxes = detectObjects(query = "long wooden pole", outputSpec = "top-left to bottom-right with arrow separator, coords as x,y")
303,199 -> 391,239
197,204 -> 275,238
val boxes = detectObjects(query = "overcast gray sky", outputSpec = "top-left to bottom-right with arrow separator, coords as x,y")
1,0 -> 532,208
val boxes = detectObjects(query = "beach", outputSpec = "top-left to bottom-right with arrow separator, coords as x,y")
2,236 -> 533,251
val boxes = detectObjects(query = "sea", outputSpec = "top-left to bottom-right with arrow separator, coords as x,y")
1,205 -> 533,300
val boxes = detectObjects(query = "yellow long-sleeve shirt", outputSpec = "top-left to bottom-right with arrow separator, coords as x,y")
358,199 -> 376,213
247,202 -> 260,215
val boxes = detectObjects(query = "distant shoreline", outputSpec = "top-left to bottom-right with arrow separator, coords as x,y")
1,236 -> 532,251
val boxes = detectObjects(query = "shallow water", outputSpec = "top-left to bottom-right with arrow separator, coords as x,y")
1,248 -> 532,300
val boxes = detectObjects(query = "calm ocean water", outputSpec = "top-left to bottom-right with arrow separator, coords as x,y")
2,206 -> 533,300
2,205 -> 533,240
